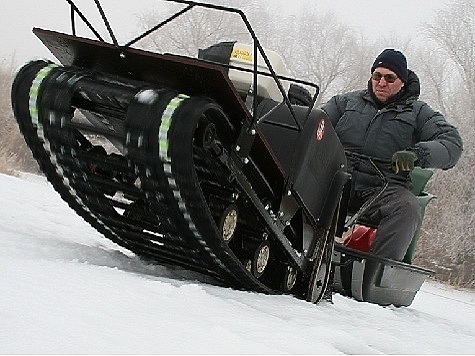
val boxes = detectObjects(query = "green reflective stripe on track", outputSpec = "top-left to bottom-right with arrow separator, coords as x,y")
28,64 -> 58,127
159,94 -> 189,162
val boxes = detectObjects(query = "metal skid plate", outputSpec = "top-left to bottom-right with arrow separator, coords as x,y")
333,245 -> 434,307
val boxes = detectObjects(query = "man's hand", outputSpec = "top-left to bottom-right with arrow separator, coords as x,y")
392,150 -> 418,174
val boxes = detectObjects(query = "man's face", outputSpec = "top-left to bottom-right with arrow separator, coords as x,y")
371,67 -> 405,103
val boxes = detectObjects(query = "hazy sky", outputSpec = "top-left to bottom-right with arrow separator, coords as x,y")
2,0 -> 449,66
307,0 -> 448,39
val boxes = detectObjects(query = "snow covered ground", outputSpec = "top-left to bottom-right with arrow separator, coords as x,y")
1,172 -> 474,354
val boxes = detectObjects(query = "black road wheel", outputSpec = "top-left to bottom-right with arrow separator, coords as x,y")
195,119 -> 217,150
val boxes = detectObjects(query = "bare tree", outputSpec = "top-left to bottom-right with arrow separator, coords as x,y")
410,0 -> 475,287
422,0 -> 475,113
135,0 -> 259,56
273,9 -> 372,105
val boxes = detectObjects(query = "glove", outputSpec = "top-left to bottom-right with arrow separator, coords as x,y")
392,150 -> 418,174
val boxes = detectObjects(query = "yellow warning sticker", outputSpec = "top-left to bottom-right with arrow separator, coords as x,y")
231,48 -> 253,62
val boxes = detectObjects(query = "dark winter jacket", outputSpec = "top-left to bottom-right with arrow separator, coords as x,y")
321,70 -> 463,191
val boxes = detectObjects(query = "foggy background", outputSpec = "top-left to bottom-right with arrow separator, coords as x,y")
1,0 -> 473,287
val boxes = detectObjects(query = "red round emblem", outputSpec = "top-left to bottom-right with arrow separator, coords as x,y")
316,118 -> 325,141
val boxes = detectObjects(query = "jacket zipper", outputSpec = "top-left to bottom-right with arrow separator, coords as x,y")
362,108 -> 383,153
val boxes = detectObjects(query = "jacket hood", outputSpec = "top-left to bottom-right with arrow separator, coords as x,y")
400,70 -> 420,102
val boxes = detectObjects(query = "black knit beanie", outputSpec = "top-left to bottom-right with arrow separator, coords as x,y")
371,49 -> 408,84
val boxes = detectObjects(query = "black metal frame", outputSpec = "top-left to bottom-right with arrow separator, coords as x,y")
63,0 -> 320,135
341,152 -> 389,231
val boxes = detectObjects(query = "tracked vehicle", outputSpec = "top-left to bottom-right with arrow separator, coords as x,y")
12,0 -> 348,303
11,0 -> 433,306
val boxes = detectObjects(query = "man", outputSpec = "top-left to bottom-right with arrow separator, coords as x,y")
321,49 -> 463,261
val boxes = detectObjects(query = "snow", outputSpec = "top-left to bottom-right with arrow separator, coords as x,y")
136,89 -> 160,104
1,172 -> 474,354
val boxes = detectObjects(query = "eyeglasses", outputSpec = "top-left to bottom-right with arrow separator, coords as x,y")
371,72 -> 398,83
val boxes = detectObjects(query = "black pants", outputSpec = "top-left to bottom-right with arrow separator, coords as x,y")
351,184 -> 422,261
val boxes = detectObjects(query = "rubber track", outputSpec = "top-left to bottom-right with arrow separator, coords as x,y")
13,61 -> 276,294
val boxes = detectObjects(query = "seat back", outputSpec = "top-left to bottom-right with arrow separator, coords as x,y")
410,167 -> 433,196
403,167 -> 436,263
